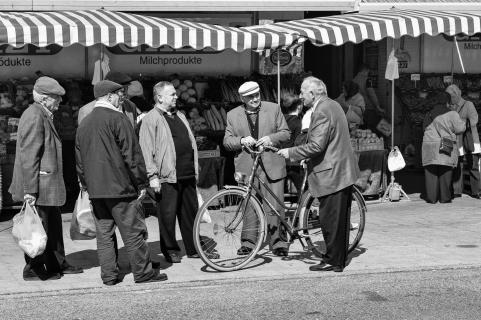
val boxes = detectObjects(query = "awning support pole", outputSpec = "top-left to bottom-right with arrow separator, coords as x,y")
277,50 -> 281,108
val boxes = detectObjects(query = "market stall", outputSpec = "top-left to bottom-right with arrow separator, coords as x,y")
0,10 -> 296,210
245,8 -> 481,197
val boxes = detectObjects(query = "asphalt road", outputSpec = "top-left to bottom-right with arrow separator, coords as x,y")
1,266 -> 480,320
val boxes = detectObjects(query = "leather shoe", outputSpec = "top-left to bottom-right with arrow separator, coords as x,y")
309,262 -> 344,272
135,270 -> 168,283
103,278 -> 123,286
272,247 -> 288,257
61,264 -> 84,274
188,252 -> 220,259
237,246 -> 253,256
165,252 -> 181,263
23,266 -> 62,281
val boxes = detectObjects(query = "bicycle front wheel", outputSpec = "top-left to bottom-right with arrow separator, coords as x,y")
193,188 -> 266,272
299,186 -> 366,258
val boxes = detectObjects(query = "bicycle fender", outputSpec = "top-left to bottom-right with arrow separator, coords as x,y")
223,185 -> 248,193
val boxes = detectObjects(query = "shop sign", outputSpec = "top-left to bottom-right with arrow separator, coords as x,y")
90,48 -> 251,77
0,44 -> 85,80
423,34 -> 481,73
269,49 -> 292,67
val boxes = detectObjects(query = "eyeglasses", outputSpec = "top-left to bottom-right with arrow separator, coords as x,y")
244,92 -> 260,101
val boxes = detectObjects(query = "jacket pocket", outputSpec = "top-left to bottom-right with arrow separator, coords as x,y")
313,161 -> 333,173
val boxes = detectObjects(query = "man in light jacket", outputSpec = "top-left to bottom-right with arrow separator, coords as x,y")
278,76 -> 359,272
139,81 -> 218,263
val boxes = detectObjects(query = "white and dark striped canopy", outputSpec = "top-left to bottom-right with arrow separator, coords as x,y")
245,9 -> 481,48
0,10 -> 295,52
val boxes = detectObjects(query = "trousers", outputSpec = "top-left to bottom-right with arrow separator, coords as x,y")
91,197 -> 154,283
24,205 -> 66,273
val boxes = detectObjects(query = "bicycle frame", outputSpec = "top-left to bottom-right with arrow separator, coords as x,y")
225,147 -> 309,243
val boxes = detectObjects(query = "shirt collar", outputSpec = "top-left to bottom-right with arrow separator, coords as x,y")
41,105 -> 54,120
94,100 -> 122,113
155,103 -> 177,116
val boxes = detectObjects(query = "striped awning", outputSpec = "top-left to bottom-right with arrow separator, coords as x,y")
0,10 -> 296,52
245,9 -> 481,48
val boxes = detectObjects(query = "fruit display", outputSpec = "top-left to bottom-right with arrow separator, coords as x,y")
172,78 -> 199,104
351,129 -> 384,151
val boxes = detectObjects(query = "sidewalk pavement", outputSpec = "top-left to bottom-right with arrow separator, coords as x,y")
1,193 -> 480,296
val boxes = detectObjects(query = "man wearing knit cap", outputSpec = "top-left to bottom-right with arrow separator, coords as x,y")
10,76 -> 83,281
224,81 -> 291,257
76,80 -> 167,285
78,71 -> 138,128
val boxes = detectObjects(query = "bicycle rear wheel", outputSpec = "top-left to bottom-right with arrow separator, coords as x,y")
193,188 -> 266,272
299,186 -> 366,258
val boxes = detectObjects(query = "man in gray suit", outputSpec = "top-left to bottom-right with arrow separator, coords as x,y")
9,76 -> 83,281
278,76 -> 359,272
224,81 -> 290,257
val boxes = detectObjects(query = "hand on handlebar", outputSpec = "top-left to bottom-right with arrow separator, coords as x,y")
277,148 -> 289,159
241,136 -> 257,148
255,136 -> 273,148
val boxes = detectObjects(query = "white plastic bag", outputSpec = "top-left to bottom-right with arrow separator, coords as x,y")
388,146 -> 406,172
11,202 -> 47,258
197,188 -> 212,224
70,190 -> 96,240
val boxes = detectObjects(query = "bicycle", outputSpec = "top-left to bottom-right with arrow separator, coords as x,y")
193,145 -> 366,272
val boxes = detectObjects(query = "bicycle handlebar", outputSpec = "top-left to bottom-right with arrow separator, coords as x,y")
243,144 -> 279,154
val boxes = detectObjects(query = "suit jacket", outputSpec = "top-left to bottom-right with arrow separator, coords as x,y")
224,101 -> 290,180
9,103 -> 66,206
289,97 -> 359,198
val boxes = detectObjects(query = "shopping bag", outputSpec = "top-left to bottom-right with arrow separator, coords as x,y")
463,119 -> 475,154
387,146 -> 406,172
197,188 -> 212,224
70,191 -> 96,240
439,137 -> 454,156
11,202 -> 47,258
125,198 -> 149,241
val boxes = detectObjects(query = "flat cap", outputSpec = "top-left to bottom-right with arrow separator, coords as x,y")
94,80 -> 123,99
105,71 -> 132,85
238,81 -> 260,96
34,76 -> 65,96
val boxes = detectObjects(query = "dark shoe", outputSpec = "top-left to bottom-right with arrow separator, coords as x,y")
152,261 -> 161,269
135,270 -> 168,283
61,264 -> 84,274
237,246 -> 253,256
272,247 -> 288,257
471,194 -> 480,199
103,278 -> 122,286
44,272 -> 63,280
453,194 -> 462,198
188,252 -> 220,259
23,266 -> 49,281
309,262 -> 344,272
165,252 -> 181,263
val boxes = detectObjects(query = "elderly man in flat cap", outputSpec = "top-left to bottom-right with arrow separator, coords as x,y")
76,80 -> 167,285
223,81 -> 291,257
78,71 -> 138,128
9,76 -> 83,281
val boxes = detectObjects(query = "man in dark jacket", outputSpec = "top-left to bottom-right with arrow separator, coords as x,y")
278,76 -> 359,272
76,80 -> 167,285
9,76 -> 83,281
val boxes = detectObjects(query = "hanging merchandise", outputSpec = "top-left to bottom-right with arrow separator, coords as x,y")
387,146 -> 406,172
91,49 -> 111,85
385,49 -> 399,81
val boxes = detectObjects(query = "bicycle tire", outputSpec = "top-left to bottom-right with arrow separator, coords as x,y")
193,188 -> 266,272
299,186 -> 366,258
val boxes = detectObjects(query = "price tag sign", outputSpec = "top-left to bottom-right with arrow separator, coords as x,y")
410,74 -> 420,81
443,75 -> 453,84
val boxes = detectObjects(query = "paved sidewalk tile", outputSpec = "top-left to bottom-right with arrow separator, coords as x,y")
0,193 -> 480,295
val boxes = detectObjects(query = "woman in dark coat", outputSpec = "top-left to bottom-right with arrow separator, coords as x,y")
422,93 -> 465,203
